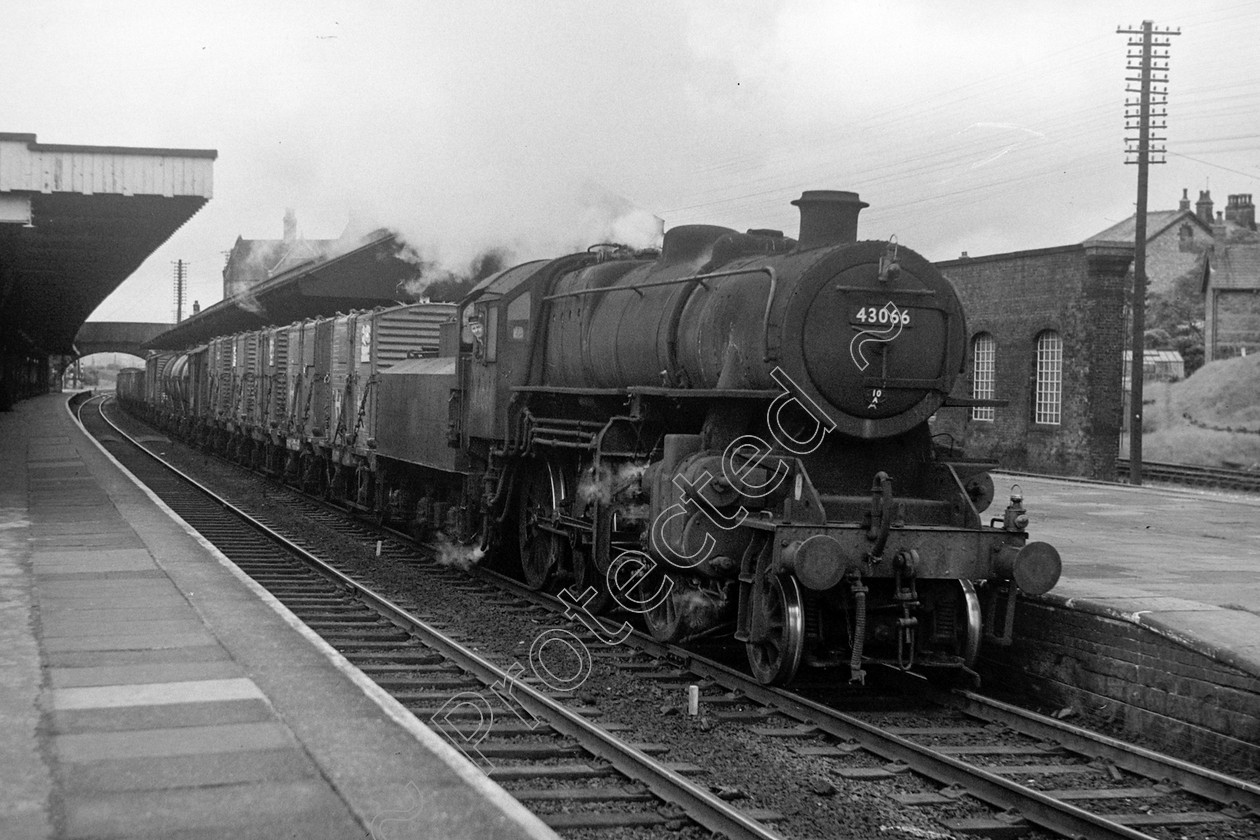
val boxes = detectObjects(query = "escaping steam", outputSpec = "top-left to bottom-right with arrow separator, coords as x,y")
577,461 -> 648,506
433,534 -> 486,572
394,245 -> 513,302
382,180 -> 663,297
573,182 -> 664,252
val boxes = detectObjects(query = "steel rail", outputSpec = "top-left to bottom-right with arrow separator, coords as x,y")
88,395 -> 785,840
102,395 -> 1258,837
472,567 -> 1209,840
946,690 -> 1260,816
595,641 -> 1157,840
1116,458 -> 1260,492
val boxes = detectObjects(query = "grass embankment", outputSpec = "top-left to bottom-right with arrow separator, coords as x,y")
1141,354 -> 1260,469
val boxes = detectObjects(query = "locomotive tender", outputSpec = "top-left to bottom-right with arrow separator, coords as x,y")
121,189 -> 1060,686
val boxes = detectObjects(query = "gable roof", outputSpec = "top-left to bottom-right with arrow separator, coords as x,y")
1085,209 -> 1213,246
1205,243 -> 1260,292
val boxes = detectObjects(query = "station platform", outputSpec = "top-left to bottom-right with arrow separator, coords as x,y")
987,471 -> 1260,769
0,392 -> 559,840
997,471 -> 1260,677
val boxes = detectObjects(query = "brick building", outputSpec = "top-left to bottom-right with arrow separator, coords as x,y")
932,244 -> 1134,480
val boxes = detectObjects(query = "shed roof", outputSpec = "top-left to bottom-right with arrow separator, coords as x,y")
1124,349 -> 1184,364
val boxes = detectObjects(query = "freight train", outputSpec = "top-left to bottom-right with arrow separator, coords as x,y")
117,189 -> 1061,686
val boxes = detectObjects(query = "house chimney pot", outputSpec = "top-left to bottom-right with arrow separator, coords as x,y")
1225,194 -> 1256,231
1196,190 -> 1214,226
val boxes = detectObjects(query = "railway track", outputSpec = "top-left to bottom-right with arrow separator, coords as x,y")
79,395 -> 782,839
444,574 -> 1260,840
1117,458 -> 1260,493
95,396 -> 1260,839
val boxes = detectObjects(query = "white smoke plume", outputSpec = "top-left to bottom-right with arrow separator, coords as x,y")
391,245 -> 514,303
573,182 -> 664,252
380,180 -> 662,290
433,534 -> 486,572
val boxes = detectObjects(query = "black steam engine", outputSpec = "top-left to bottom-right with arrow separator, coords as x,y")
458,190 -> 1060,685
125,189 -> 1060,686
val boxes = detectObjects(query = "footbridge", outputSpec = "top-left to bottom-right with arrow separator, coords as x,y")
73,322 -> 173,359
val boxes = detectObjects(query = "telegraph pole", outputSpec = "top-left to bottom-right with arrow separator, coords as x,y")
172,259 -> 188,323
1118,20 -> 1178,486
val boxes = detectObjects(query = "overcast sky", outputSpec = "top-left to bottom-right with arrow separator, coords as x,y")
4,0 -> 1257,325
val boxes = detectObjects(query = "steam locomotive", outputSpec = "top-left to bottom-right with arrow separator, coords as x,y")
118,189 -> 1060,685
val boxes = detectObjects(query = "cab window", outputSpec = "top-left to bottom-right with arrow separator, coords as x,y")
507,291 -> 531,341
484,305 -> 498,362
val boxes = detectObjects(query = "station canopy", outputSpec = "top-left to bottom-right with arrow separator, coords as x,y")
0,132 -> 216,357
144,229 -> 430,351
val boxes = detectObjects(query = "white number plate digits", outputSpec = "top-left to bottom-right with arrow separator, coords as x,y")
853,305 -> 910,326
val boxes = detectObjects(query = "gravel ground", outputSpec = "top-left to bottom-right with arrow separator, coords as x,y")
104,405 -> 1260,840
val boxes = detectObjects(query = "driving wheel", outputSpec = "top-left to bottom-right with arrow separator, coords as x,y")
517,463 -> 567,591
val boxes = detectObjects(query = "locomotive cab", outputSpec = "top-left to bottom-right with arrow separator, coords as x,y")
459,260 -> 551,443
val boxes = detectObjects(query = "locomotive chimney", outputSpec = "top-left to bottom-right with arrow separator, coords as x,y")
792,190 -> 869,250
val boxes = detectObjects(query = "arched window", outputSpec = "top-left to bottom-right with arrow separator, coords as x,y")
971,333 -> 996,421
1034,330 -> 1062,425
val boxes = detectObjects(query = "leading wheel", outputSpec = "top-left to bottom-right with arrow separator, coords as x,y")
915,579 -> 983,676
517,463 -> 568,591
745,575 -> 806,685
954,580 -> 982,668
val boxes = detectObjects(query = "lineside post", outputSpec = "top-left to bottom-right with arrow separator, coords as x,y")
1117,19 -> 1178,485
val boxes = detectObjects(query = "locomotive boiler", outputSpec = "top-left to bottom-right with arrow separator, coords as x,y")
457,189 -> 1061,685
